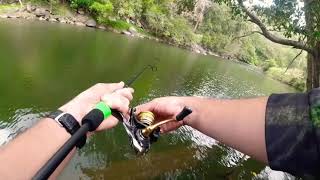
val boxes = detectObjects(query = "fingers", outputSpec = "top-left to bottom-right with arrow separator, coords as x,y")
114,88 -> 134,101
95,116 -> 119,131
135,101 -> 156,114
95,88 -> 133,131
101,88 -> 133,113
136,98 -> 181,121
102,94 -> 130,113
160,121 -> 184,133
87,82 -> 125,96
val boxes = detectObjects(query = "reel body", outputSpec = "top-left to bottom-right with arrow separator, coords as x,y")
121,108 -> 160,154
121,106 -> 192,154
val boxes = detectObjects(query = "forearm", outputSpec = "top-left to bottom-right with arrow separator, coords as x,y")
184,97 -> 268,163
0,82 -> 131,179
0,118 -> 75,179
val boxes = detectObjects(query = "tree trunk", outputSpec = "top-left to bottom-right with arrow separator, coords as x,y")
313,43 -> 320,89
193,20 -> 200,32
304,0 -> 317,90
18,0 -> 23,8
307,53 -> 313,91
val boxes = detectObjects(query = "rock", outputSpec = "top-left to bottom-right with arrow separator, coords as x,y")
97,25 -> 106,30
121,31 -> 131,36
49,18 -> 58,22
75,22 -> 85,26
208,51 -> 219,57
26,15 -> 35,20
38,16 -> 45,21
34,8 -> 48,17
7,14 -> 19,18
136,20 -> 142,28
26,4 -> 33,13
0,14 -> 8,18
137,34 -> 145,38
56,17 -> 62,22
191,44 -> 207,55
85,19 -> 96,27
57,17 -> 67,23
19,7 -> 26,12
128,26 -> 138,35
77,9 -> 85,15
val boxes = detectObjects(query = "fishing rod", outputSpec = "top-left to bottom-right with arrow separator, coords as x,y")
126,64 -> 157,87
33,63 -> 158,180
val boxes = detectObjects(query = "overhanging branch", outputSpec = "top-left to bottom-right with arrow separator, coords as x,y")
237,0 -> 315,55
232,31 -> 262,41
284,49 -> 304,74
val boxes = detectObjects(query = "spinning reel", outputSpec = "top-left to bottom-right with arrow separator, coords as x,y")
121,107 -> 192,154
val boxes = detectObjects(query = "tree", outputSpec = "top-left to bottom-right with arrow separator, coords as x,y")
215,0 -> 320,90
193,0 -> 211,31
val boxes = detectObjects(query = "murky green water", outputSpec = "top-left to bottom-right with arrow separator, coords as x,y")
0,19 -> 295,179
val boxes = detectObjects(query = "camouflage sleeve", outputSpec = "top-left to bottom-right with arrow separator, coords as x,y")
266,89 -> 320,177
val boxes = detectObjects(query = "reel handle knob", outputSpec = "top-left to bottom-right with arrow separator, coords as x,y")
176,106 -> 192,121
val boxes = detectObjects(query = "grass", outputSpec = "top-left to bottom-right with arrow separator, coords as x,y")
266,67 -> 305,91
100,19 -> 131,30
53,4 -> 73,16
0,4 -> 20,13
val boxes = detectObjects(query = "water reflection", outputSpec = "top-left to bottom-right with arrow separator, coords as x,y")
0,107 -> 46,145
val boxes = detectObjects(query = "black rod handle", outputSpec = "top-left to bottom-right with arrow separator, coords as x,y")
33,108 -> 107,180
33,124 -> 90,180
176,106 -> 192,121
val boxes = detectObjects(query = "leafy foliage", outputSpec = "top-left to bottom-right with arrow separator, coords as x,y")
110,0 -> 143,19
144,5 -> 196,46
70,0 -> 93,9
19,0 -> 309,90
89,1 -> 113,20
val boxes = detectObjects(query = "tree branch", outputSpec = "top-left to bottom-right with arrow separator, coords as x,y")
237,0 -> 315,55
284,49 -> 304,74
232,31 -> 262,41
18,0 -> 23,8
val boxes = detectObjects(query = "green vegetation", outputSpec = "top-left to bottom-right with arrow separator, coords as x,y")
215,0 -> 319,91
266,67 -> 305,91
0,0 -> 311,91
0,4 -> 20,13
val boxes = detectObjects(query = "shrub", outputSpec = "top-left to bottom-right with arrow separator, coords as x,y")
89,1 -> 113,19
110,0 -> 143,19
99,18 -> 131,30
70,0 -> 94,9
144,5 -> 196,46
266,67 -> 305,91
262,59 -> 278,71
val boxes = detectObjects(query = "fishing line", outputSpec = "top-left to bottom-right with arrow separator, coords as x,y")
125,60 -> 159,87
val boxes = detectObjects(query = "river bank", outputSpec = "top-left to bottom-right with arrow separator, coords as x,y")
0,3 -> 216,56
0,3 -> 305,91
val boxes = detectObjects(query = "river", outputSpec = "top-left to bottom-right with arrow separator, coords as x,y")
0,19 -> 295,179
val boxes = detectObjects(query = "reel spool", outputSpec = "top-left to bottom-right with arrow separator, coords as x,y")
137,111 -> 155,126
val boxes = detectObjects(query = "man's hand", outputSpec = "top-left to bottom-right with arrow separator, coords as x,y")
136,97 -> 197,133
59,82 -> 134,131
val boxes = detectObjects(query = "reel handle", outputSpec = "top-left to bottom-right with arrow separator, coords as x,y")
176,106 -> 193,121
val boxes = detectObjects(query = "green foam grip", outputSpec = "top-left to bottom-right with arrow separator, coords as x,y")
95,102 -> 112,119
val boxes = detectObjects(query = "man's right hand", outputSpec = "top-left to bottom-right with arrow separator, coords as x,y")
136,97 -> 198,133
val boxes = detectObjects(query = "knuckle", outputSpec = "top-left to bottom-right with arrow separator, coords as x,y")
94,83 -> 104,88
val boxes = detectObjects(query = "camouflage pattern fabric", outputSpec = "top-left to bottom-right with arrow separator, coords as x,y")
266,90 -> 320,178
